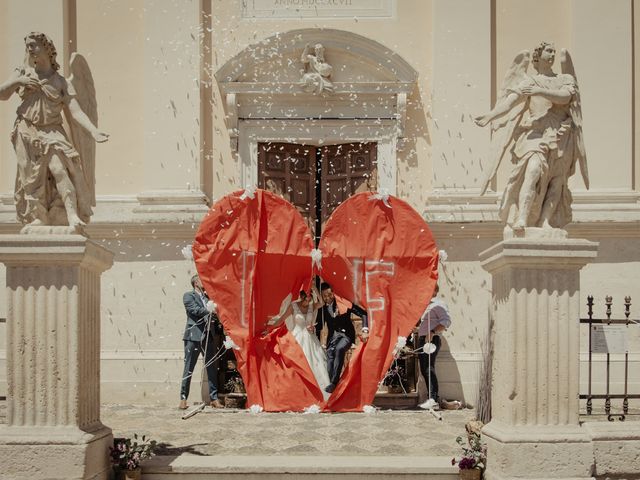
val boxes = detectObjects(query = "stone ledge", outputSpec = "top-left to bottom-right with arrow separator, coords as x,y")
143,454 -> 458,476
584,421 -> 640,476
479,237 -> 599,273
0,234 -> 114,271
584,421 -> 640,440
0,424 -> 111,445
483,420 -> 593,444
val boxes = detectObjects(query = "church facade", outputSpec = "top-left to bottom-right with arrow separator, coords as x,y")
0,0 -> 638,416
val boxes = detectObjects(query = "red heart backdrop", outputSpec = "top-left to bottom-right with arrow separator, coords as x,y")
319,192 -> 439,411
193,189 -> 438,412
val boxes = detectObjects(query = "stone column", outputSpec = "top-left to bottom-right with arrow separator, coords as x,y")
0,234 -> 114,480
479,235 -> 598,480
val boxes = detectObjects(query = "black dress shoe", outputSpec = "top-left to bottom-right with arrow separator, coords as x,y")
325,384 -> 335,393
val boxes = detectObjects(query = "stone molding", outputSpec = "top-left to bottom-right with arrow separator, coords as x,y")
215,29 -> 418,84
0,235 -> 114,270
238,119 -> 399,195
0,191 -> 637,239
480,238 -> 600,272
216,28 -> 417,152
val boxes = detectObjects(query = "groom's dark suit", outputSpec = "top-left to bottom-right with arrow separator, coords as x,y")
180,289 -> 222,402
316,301 -> 368,389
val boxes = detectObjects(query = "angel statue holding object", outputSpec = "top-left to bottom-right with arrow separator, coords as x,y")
474,42 -> 588,233
0,32 -> 108,231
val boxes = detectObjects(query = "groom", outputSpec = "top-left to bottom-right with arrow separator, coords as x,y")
316,282 -> 369,393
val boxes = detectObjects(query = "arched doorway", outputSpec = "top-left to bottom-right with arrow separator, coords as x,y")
215,28 -> 419,202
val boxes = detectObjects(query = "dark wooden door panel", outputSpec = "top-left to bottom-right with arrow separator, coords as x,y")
258,142 -> 377,237
258,143 -> 316,232
321,142 -> 377,224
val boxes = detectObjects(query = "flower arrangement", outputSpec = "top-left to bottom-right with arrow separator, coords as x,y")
451,422 -> 486,472
110,434 -> 157,473
224,375 -> 245,393
382,363 -> 407,392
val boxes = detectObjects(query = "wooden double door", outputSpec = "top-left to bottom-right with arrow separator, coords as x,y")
258,142 -> 378,243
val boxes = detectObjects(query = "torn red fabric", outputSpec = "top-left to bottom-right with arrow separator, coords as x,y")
319,192 -> 439,411
193,190 -> 321,411
193,189 -> 438,412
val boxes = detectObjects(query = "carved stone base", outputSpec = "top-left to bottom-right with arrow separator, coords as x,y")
19,224 -> 85,236
0,426 -> 112,480
482,422 -> 594,480
503,225 -> 569,240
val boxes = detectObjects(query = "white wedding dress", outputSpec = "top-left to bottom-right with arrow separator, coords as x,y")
286,301 -> 331,400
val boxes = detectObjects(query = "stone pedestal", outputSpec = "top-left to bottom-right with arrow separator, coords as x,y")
479,236 -> 598,480
0,234 -> 114,480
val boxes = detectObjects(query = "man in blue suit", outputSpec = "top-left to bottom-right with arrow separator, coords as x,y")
179,274 -> 224,409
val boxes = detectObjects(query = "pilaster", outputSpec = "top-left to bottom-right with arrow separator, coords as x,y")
480,236 -> 598,479
431,0 -> 492,192
139,0 -> 210,209
0,234 -> 114,480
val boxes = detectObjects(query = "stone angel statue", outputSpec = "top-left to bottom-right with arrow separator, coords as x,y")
0,32 -> 108,232
300,43 -> 334,95
474,42 -> 588,233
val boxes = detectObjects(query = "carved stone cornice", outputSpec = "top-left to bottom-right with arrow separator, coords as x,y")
215,29 -> 418,152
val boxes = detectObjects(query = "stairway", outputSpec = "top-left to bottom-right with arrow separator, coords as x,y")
142,455 -> 458,479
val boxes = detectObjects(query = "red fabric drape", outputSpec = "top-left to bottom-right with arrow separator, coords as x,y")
193,189 -> 438,412
193,190 -> 321,411
318,192 -> 438,411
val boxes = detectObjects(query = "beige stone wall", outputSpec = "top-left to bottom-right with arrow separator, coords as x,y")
636,0 -> 640,192
0,0 -> 638,407
76,0 -> 146,195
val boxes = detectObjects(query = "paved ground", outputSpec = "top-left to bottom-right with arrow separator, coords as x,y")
102,403 -> 476,458
1,400 -> 636,460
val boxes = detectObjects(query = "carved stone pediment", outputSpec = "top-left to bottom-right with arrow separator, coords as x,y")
215,29 -> 418,151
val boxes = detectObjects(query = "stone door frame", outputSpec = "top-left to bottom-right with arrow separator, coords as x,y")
216,28 -> 418,197
239,119 -> 398,195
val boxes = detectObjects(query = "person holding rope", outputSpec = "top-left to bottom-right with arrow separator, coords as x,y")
179,274 -> 224,410
417,284 -> 451,411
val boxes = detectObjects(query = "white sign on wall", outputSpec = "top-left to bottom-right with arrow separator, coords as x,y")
591,325 -> 629,354
242,0 -> 395,18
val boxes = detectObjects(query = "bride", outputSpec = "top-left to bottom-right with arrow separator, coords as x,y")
268,289 -> 332,399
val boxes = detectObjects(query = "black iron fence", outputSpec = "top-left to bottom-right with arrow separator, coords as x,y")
579,295 -> 639,421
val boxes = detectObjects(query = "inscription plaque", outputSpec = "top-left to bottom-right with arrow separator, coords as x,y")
242,0 -> 395,18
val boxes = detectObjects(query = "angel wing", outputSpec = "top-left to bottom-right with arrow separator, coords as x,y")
560,48 -> 589,189
480,50 -> 530,195
66,53 -> 98,207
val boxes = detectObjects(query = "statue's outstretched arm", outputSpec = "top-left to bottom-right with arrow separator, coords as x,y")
474,91 -> 521,127
0,70 -> 35,101
475,49 -> 530,128
67,97 -> 109,143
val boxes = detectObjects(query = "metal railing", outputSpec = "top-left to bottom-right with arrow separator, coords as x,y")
579,295 -> 639,421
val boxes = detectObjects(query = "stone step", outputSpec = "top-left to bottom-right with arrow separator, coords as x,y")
373,392 -> 419,410
142,455 -> 458,479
